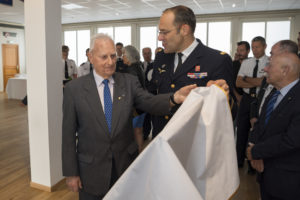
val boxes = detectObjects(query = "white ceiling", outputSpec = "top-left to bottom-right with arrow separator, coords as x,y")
0,0 -> 300,25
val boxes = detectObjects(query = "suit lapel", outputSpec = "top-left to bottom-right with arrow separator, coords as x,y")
173,40 -> 204,80
261,81 -> 300,133
83,73 -> 110,137
268,82 -> 299,123
111,73 -> 126,136
163,53 -> 175,79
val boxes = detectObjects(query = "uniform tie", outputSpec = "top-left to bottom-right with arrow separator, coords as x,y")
249,60 -> 259,97
265,90 -> 280,125
175,52 -> 183,72
103,79 -> 112,132
64,60 -> 69,79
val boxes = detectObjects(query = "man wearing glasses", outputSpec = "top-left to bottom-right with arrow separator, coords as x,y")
151,5 -> 234,139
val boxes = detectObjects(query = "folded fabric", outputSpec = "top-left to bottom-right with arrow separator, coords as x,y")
104,85 -> 239,200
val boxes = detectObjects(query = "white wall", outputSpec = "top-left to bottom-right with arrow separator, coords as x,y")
0,26 -> 25,92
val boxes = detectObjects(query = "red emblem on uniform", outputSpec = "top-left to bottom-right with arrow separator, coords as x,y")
195,65 -> 200,72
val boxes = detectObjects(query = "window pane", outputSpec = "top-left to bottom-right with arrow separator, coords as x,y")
64,31 -> 77,62
140,26 -> 157,61
157,40 -> 162,50
208,22 -> 231,54
77,30 -> 90,65
195,23 -> 207,45
266,21 -> 290,56
242,22 -> 265,57
115,26 -> 131,46
97,27 -> 113,39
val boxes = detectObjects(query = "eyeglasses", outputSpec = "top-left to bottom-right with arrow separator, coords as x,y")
158,28 -> 176,36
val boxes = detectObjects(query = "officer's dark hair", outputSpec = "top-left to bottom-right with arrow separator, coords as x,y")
237,41 -> 250,51
86,48 -> 90,54
62,45 -> 69,52
252,36 -> 266,46
163,5 -> 196,34
277,40 -> 298,55
116,42 -> 123,47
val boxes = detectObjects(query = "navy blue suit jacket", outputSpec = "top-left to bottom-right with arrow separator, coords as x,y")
249,80 -> 300,198
151,39 -> 234,136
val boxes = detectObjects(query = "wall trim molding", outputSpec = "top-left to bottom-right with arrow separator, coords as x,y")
30,178 -> 66,192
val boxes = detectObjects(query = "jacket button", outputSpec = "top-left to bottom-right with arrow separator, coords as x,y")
164,115 -> 169,120
171,84 -> 175,88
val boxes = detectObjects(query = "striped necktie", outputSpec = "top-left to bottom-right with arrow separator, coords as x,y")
265,90 -> 280,125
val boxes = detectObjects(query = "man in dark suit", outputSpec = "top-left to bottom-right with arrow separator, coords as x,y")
250,40 -> 298,128
115,42 -> 126,73
247,52 -> 300,199
151,5 -> 234,138
62,33 -> 197,199
141,47 -> 155,140
232,41 -> 250,104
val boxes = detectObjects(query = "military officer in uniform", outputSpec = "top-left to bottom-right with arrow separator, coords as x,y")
62,45 -> 77,85
151,5 -> 234,138
78,48 -> 93,77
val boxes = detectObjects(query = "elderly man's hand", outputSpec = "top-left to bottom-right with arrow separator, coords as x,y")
247,143 -> 254,161
172,84 -> 197,105
66,176 -> 82,192
206,79 -> 229,96
250,159 -> 264,173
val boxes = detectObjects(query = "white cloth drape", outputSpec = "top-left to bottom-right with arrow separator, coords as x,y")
104,85 -> 239,200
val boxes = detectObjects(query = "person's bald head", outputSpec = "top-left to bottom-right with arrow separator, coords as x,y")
265,52 -> 300,89
270,40 -> 298,59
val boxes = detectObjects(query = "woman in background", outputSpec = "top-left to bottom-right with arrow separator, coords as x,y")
122,45 -> 146,152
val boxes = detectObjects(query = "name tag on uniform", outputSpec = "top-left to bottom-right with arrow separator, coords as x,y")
187,72 -> 207,79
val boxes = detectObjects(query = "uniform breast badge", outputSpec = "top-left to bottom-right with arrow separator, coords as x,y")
158,64 -> 166,74
187,72 -> 208,79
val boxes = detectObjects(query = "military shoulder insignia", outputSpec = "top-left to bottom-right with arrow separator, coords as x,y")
220,52 -> 227,55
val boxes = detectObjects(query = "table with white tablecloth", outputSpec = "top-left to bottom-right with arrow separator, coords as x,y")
5,76 -> 27,100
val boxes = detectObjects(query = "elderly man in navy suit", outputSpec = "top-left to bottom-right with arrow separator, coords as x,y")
151,5 -> 234,138
247,52 -> 300,200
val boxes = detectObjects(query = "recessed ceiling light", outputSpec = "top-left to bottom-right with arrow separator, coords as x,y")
62,3 -> 84,10
232,3 -> 236,8
115,13 -> 119,16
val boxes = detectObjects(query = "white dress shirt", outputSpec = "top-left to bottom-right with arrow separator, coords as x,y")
238,55 -> 269,94
62,58 -> 78,80
274,79 -> 299,109
174,39 -> 199,72
78,61 -> 91,77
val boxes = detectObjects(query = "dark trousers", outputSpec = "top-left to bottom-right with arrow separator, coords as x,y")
143,113 -> 152,140
79,158 -> 118,200
236,94 -> 256,166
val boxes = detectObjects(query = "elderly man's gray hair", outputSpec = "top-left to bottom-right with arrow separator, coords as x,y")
90,33 -> 114,52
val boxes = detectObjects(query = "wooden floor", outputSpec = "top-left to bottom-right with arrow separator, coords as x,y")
0,92 -> 259,200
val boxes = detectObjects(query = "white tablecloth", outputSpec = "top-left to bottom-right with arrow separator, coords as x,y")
5,77 -> 27,100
